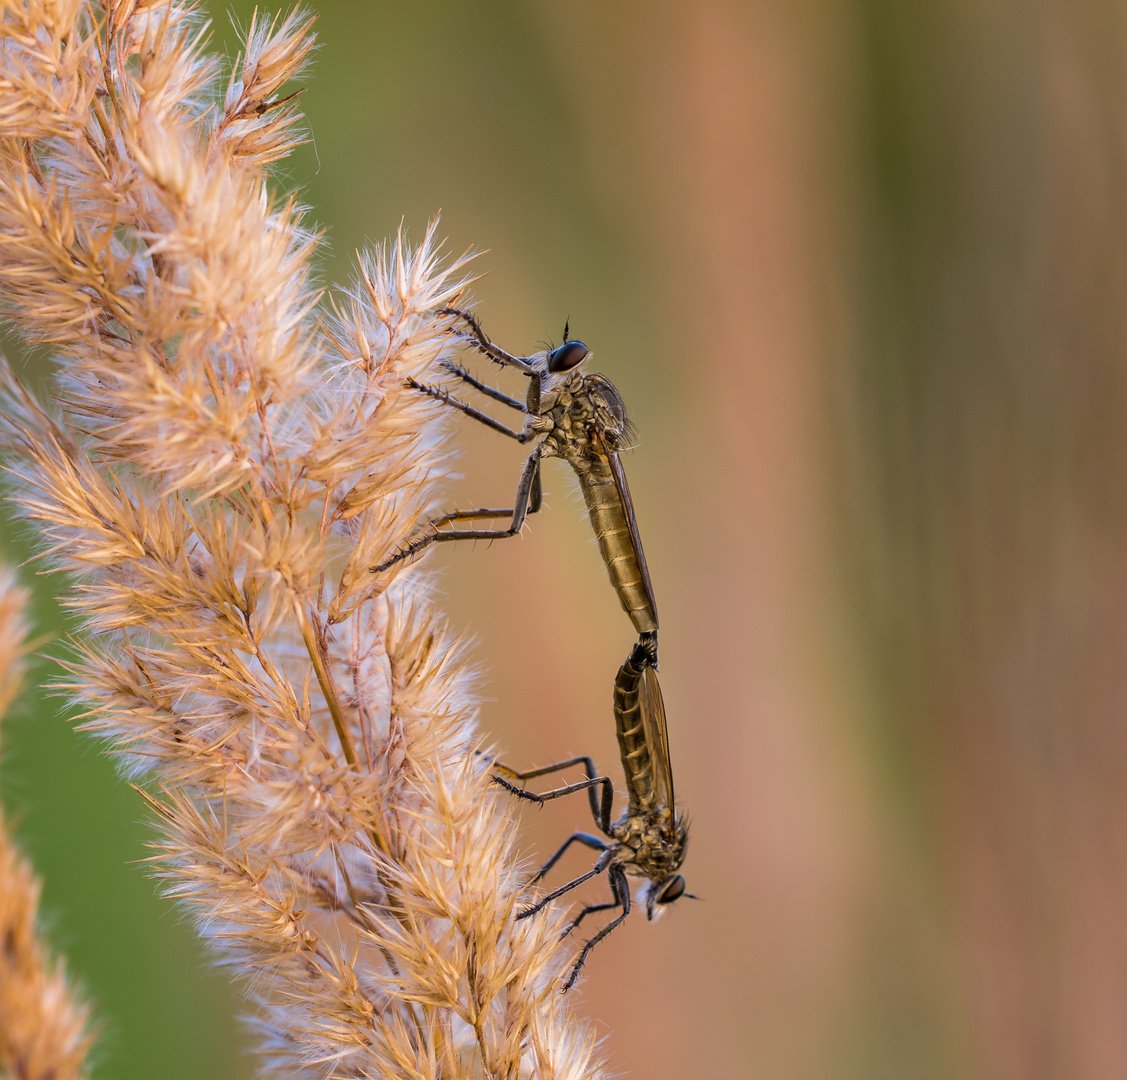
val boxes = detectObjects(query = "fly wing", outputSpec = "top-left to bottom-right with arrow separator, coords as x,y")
605,444 -> 660,627
639,662 -> 674,810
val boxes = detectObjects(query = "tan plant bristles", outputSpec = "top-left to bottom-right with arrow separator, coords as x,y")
0,569 -> 94,1080
0,3 -> 606,1075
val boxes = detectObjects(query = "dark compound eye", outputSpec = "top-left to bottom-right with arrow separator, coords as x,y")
547,340 -> 588,373
657,875 -> 686,904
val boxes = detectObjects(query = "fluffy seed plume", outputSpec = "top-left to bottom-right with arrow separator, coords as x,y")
0,568 -> 95,1080
0,3 -> 607,1075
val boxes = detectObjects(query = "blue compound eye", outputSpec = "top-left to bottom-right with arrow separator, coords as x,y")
547,340 -> 588,373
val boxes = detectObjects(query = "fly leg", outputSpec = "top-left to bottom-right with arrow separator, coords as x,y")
491,755 -> 615,833
516,843 -> 614,921
492,771 -> 613,824
405,377 -> 535,442
558,897 -> 620,940
523,831 -> 610,888
440,306 -> 537,375
438,361 -> 526,411
416,451 -> 541,536
373,450 -> 543,573
562,864 -> 632,992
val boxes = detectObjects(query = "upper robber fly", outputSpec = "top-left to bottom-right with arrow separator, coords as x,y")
373,307 -> 659,644
491,636 -> 690,990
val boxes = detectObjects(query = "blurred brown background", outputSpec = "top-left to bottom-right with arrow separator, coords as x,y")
5,0 -> 1127,1076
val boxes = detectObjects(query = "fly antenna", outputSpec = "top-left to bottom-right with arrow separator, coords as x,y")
562,316 -> 571,343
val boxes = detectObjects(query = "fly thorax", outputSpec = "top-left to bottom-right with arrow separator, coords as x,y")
566,395 -> 594,428
609,812 -> 645,851
611,810 -> 674,860
553,403 -> 605,466
580,373 -> 630,443
547,399 -> 576,437
593,402 -> 626,445
539,368 -> 584,407
612,810 -> 687,881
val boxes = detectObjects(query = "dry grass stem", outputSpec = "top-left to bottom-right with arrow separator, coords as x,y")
0,2 -> 606,1075
0,569 -> 94,1080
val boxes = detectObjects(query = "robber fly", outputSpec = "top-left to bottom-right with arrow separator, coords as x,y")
491,636 -> 689,990
373,307 -> 659,643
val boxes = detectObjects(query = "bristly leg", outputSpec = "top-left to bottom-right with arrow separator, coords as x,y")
438,360 -> 526,410
439,306 -> 536,374
562,865 -> 633,991
517,845 -> 614,921
490,755 -> 615,832
372,447 -> 544,572
405,377 -> 530,441
490,773 -> 614,820
559,898 -> 620,941
525,832 -> 611,887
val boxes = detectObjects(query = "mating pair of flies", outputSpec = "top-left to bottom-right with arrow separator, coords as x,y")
373,307 -> 691,989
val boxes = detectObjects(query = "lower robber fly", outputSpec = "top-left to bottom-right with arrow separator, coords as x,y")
491,636 -> 690,990
372,307 -> 660,645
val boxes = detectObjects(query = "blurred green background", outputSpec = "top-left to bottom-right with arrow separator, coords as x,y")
5,0 -> 1127,1077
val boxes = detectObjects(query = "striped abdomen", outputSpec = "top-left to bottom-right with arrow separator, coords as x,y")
578,466 -> 658,635
613,650 -> 658,814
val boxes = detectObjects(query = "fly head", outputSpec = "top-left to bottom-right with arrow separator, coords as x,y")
547,338 -> 588,373
645,873 -> 688,921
